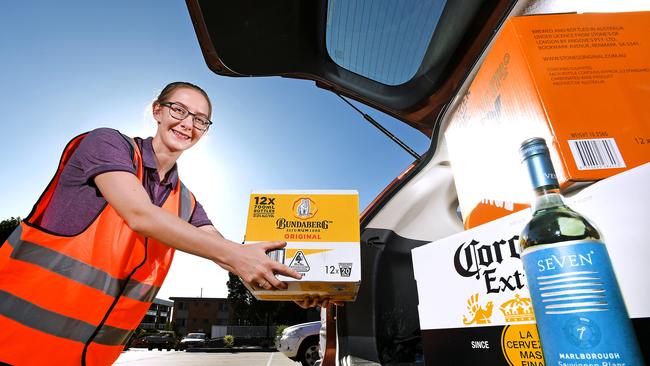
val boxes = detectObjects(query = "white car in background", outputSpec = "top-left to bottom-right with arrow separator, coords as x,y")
177,332 -> 208,350
277,321 -> 321,366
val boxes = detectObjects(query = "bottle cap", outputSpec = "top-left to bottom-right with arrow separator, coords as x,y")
519,137 -> 558,189
519,137 -> 550,163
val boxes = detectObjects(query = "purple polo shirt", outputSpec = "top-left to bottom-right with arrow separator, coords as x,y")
39,128 -> 212,235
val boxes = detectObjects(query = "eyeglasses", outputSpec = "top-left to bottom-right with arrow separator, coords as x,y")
160,102 -> 212,132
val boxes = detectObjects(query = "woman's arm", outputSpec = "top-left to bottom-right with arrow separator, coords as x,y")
94,171 -> 301,289
198,224 -> 225,238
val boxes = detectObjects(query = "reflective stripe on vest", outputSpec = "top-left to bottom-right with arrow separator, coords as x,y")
6,226 -> 158,303
0,290 -> 130,346
179,182 -> 193,222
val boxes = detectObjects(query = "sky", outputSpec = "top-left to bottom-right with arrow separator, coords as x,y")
0,1 -> 431,301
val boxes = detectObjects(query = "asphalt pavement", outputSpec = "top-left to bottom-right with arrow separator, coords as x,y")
115,349 -> 300,366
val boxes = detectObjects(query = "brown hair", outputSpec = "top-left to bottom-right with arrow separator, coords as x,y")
155,81 -> 212,117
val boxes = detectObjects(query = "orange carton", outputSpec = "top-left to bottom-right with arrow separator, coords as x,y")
445,11 -> 650,229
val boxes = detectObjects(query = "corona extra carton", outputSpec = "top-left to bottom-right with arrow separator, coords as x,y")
243,190 -> 360,301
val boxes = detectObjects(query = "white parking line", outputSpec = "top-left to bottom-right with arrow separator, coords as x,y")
265,352 -> 274,366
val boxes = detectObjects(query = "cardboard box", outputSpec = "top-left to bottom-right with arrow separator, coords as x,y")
445,11 -> 650,229
243,190 -> 360,301
412,163 -> 650,365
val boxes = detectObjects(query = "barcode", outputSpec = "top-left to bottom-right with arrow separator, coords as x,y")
568,138 -> 626,170
266,249 -> 285,264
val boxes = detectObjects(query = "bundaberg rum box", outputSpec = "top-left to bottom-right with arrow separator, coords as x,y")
518,137 -> 644,365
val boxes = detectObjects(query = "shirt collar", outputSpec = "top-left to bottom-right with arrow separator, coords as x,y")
139,137 -> 179,188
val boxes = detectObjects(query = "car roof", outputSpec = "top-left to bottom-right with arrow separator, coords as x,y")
186,0 -> 516,137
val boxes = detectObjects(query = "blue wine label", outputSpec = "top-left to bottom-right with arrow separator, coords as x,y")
521,240 -> 643,365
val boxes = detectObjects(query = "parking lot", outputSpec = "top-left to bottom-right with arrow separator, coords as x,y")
115,349 -> 300,366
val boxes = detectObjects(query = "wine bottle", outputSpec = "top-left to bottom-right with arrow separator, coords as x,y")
518,137 -> 643,365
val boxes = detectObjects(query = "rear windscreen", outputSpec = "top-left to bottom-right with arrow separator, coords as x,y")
326,0 -> 446,86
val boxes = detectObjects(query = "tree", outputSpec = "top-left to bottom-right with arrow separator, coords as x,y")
0,217 -> 21,247
227,271 -> 256,324
165,321 -> 180,339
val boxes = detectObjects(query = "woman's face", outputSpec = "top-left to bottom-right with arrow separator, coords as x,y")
153,87 -> 211,153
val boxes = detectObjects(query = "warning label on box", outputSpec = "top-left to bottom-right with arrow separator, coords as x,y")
289,251 -> 310,273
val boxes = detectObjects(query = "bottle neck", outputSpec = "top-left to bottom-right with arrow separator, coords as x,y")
522,144 -> 563,212
532,186 -> 566,212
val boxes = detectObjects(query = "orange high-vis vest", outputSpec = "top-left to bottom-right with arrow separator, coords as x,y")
0,131 -> 195,365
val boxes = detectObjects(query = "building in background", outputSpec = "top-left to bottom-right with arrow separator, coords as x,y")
140,298 -> 174,330
170,297 -> 233,336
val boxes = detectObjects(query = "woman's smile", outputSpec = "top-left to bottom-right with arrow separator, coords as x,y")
171,128 -> 191,141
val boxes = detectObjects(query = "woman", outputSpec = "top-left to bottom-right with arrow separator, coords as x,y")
0,82 -> 301,365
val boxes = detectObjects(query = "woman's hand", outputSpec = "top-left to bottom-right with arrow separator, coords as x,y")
294,296 -> 345,309
225,241 -> 302,290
